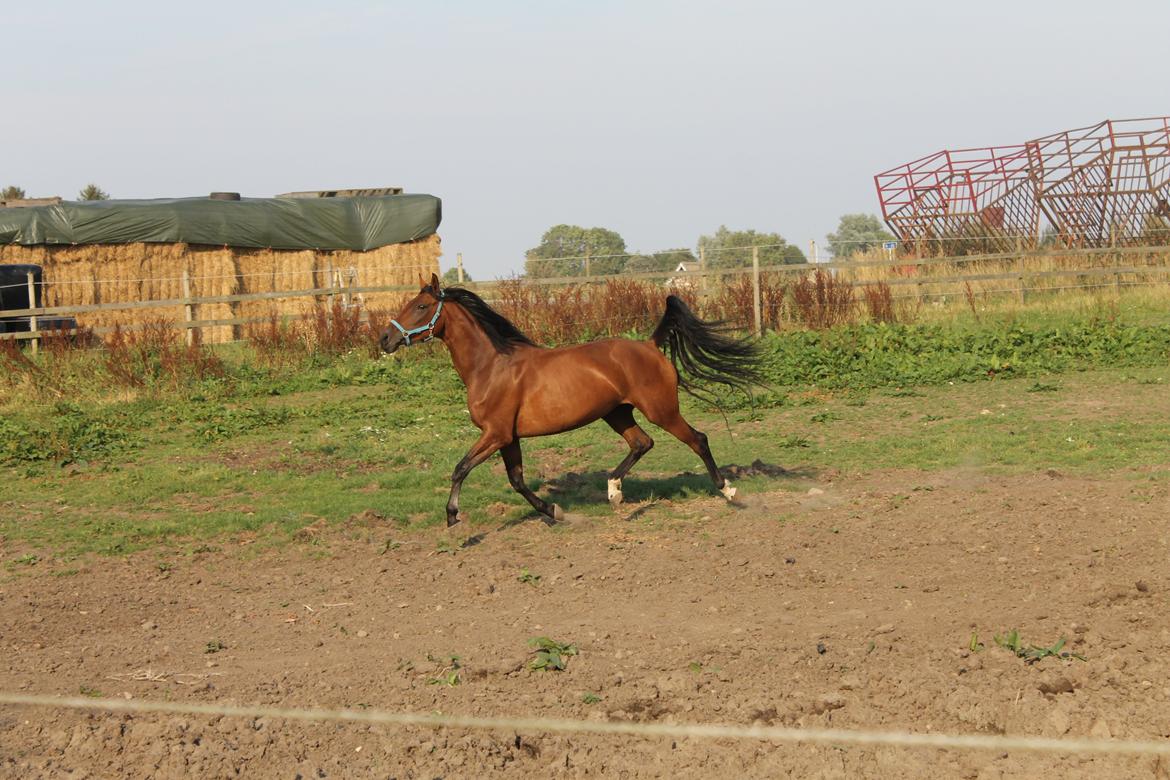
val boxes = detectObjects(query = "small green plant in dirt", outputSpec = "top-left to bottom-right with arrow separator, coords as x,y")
79,685 -> 102,698
581,692 -> 602,704
993,629 -> 1085,663
529,637 -> 578,671
777,434 -> 810,449
969,632 -> 984,652
204,640 -> 227,654
810,411 -> 839,423
12,554 -> 39,567
426,653 -> 461,686
517,568 -> 541,585
1027,381 -> 1061,393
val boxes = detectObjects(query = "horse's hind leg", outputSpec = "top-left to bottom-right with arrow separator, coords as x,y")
642,406 -> 736,501
602,404 -> 654,506
500,441 -> 563,523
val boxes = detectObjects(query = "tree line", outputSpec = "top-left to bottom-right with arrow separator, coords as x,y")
1,184 -> 110,201
523,215 -> 893,277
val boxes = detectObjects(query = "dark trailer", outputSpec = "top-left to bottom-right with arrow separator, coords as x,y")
0,264 -> 76,336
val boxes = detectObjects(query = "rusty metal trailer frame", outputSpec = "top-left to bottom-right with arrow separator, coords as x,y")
876,116 -> 1170,253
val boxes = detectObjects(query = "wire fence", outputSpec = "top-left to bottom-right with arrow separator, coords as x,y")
2,692 -> 1168,758
3,244 -> 1170,348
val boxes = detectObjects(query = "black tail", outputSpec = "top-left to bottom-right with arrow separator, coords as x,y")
651,295 -> 765,402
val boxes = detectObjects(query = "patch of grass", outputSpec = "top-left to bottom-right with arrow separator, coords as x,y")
581,692 -> 602,704
4,308 -> 1170,557
1027,381 -> 1061,393
993,629 -> 1085,663
517,568 -> 541,585
426,653 -> 461,687
528,637 -> 578,671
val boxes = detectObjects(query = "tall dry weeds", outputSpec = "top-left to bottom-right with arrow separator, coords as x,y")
791,269 -> 856,329
862,281 -> 897,324
103,320 -> 224,389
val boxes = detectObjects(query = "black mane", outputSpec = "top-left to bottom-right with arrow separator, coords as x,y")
435,286 -> 537,353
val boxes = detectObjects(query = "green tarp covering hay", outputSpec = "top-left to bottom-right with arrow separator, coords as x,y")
0,194 -> 442,252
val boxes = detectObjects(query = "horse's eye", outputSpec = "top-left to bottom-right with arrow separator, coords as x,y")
416,303 -> 426,310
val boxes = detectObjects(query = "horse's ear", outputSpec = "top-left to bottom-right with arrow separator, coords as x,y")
430,272 -> 442,291
417,273 -> 427,289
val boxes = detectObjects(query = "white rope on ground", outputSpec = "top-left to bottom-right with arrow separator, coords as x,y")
1,693 -> 1168,758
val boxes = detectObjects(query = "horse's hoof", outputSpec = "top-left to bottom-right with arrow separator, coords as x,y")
446,513 -> 461,527
607,478 -> 623,507
551,504 -> 565,523
720,481 -> 738,501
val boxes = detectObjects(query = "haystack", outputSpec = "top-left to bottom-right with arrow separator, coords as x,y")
0,237 -> 439,342
0,193 -> 442,342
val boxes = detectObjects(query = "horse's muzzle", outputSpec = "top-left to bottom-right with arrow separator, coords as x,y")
380,329 -> 403,354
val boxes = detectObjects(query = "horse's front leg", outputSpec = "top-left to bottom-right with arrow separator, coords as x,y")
446,431 -> 509,527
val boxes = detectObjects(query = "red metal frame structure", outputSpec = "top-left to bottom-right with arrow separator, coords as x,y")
1027,117 -> 1170,247
875,116 -> 1170,253
875,145 -> 1039,253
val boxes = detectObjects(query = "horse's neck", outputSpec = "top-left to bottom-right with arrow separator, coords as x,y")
442,305 -> 500,388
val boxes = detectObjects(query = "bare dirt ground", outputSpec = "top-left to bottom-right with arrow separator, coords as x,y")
2,468 -> 1169,779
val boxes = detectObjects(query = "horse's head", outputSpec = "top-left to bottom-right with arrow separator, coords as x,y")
381,273 -> 446,354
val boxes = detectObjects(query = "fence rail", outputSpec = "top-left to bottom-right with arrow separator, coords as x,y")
3,246 -> 1170,345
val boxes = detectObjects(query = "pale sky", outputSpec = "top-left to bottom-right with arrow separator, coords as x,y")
4,0 -> 1167,277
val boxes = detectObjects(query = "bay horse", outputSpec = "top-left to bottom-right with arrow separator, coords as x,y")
380,273 -> 763,526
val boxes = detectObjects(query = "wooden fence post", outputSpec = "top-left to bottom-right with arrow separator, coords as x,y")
584,248 -> 591,278
751,245 -> 762,336
26,271 -> 38,356
456,252 -> 464,284
1016,254 -> 1027,305
698,246 -> 707,293
182,269 -> 195,346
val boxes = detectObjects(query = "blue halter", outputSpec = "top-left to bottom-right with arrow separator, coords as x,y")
389,290 -> 445,346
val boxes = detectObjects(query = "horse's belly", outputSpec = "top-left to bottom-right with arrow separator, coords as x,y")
514,385 -> 622,437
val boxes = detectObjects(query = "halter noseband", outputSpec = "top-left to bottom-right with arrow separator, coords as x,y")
389,290 -> 445,346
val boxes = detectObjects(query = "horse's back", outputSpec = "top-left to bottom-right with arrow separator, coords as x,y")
537,338 -> 673,387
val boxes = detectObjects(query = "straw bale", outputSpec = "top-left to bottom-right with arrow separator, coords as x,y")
0,234 -> 440,342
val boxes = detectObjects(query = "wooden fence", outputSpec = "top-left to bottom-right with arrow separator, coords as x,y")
3,245 -> 1170,349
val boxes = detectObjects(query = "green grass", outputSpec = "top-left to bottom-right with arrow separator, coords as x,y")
2,308 -> 1169,558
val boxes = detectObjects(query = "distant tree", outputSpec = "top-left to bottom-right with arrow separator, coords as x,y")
624,248 -> 697,274
1,185 -> 27,200
826,213 -> 894,258
441,266 -> 472,284
525,225 -> 628,277
78,183 -> 110,201
1038,224 -> 1063,249
697,226 -> 804,269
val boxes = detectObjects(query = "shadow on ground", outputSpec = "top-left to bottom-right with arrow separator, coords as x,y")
538,460 -> 817,514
